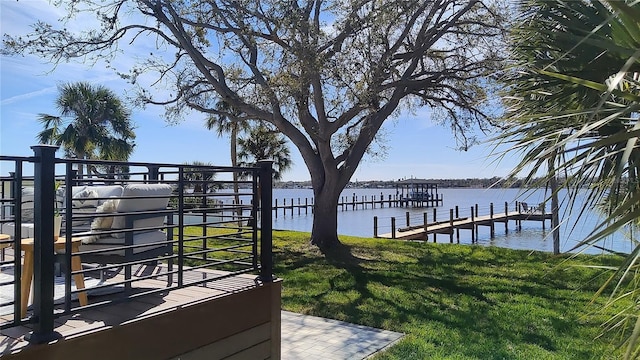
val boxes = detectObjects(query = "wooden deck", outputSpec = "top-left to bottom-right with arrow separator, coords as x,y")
378,211 -> 552,241
0,265 -> 263,357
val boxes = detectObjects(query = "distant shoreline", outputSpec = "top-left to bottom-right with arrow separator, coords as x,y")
276,177 -> 530,190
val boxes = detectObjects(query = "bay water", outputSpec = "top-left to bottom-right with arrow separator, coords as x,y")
267,187 -> 635,255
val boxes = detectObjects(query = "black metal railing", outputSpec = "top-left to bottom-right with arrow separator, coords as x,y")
0,145 -> 273,344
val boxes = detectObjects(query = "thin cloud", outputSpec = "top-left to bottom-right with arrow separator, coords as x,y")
1,87 -> 57,106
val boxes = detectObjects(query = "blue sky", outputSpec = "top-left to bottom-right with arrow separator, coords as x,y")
0,1 -> 517,181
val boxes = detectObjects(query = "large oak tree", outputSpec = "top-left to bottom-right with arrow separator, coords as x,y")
3,0 -> 507,250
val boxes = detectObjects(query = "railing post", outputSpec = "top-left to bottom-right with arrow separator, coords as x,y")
28,144 -> 61,344
177,167 -> 185,287
11,168 -> 23,316
148,165 -> 160,181
258,160 -> 273,283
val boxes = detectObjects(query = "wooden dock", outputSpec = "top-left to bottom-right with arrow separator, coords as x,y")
375,202 -> 552,243
268,193 -> 443,218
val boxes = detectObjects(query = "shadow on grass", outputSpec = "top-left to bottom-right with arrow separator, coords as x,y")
275,235 -> 625,359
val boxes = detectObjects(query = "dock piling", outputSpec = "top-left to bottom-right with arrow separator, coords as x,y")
455,206 -> 460,241
490,202 -> 495,237
542,203 -> 546,230
504,201 -> 509,233
373,216 -> 378,238
474,204 -> 479,239
449,209 -> 454,243
470,206 -> 475,243
391,217 -> 396,239
423,213 -> 429,242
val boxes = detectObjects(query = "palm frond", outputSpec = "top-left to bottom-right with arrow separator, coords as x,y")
498,0 -> 640,356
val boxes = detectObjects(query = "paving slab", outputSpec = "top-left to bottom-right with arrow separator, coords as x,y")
281,311 -> 403,360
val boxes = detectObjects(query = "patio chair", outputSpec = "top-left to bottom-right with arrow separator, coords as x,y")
66,183 -> 175,291
0,186 -> 35,239
521,202 -> 544,214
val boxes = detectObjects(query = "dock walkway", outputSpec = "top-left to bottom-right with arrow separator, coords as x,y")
377,202 -> 551,242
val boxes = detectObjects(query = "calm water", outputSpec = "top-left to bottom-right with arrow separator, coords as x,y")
264,188 -> 635,255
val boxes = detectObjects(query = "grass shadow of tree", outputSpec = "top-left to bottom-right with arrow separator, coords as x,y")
274,235 -> 625,359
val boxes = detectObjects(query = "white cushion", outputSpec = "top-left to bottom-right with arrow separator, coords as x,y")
72,189 -> 99,208
71,185 -> 123,205
71,207 -> 98,227
78,230 -> 167,255
20,187 -> 35,222
90,199 -> 118,231
65,185 -> 123,226
0,222 -> 35,239
111,184 -> 172,238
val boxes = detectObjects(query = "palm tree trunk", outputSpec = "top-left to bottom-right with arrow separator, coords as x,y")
549,154 -> 560,255
76,151 -> 85,179
231,125 -> 241,227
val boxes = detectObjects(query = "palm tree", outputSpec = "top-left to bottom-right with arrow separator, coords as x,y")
182,161 -> 217,194
499,0 -> 640,356
237,124 -> 292,181
205,101 -> 251,217
205,101 -> 250,169
37,82 -> 135,177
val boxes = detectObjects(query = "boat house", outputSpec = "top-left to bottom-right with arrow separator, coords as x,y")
396,179 -> 443,207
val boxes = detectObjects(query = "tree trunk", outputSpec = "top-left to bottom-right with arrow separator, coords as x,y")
231,126 -> 242,227
310,188 -> 341,251
550,174 -> 560,255
548,154 -> 561,255
76,152 -> 85,179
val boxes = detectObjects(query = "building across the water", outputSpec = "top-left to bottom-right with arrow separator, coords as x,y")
396,179 -> 443,207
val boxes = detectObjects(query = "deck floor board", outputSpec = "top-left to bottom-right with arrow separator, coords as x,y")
0,265 -> 259,355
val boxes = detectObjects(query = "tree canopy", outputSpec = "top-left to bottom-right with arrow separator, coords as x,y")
4,0 -> 508,249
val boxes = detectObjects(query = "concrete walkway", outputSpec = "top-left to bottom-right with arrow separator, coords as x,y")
281,311 -> 404,360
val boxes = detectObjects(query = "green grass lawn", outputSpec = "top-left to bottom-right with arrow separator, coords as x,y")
271,230 -> 629,359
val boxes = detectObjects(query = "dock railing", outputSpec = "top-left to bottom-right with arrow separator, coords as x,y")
0,146 -> 273,344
